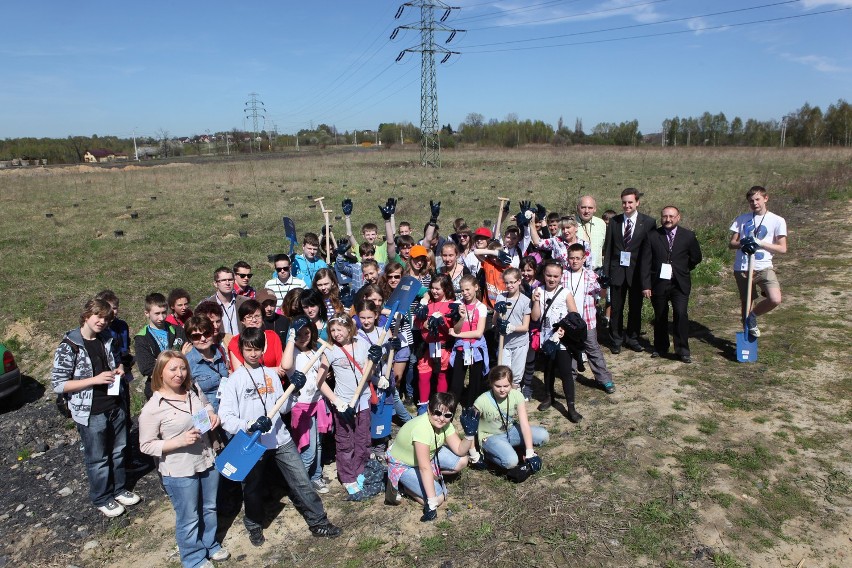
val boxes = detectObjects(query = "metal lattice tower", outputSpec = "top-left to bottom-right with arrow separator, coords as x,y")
393,1 -> 462,167
244,93 -> 266,152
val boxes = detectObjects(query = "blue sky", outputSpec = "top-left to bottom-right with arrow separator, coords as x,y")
2,0 -> 850,139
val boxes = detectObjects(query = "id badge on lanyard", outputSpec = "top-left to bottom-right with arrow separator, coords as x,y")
429,342 -> 442,359
463,343 -> 473,366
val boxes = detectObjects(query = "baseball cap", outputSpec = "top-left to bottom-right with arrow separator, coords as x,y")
410,244 -> 429,258
474,227 -> 493,239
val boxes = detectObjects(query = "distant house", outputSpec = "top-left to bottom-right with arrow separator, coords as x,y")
84,149 -> 116,163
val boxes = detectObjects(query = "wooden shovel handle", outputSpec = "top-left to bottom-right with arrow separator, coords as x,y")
265,339 -> 330,419
348,327 -> 391,407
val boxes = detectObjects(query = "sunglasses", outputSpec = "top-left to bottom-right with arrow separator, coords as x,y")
275,266 -> 291,272
387,274 -> 401,280
189,332 -> 211,340
431,410 -> 454,419
236,273 -> 253,279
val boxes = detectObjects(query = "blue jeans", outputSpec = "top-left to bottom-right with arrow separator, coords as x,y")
392,388 -> 412,423
76,406 -> 128,506
162,467 -> 221,568
243,441 -> 329,531
398,446 -> 462,499
299,414 -> 323,482
404,345 -> 418,399
482,425 -> 549,469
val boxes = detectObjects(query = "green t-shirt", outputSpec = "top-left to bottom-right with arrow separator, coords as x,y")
473,389 -> 524,441
389,412 -> 456,466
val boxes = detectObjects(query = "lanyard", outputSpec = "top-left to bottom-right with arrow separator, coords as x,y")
160,390 -> 193,415
568,270 -> 583,298
432,428 -> 448,498
247,366 -> 269,415
358,328 -> 379,346
751,212 -> 766,237
489,391 -> 511,435
219,297 -> 236,331
580,219 -> 594,246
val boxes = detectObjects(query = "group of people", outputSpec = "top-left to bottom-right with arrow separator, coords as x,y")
50,185 -> 786,568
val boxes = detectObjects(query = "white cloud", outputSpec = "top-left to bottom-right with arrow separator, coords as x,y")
801,0 -> 852,8
483,0 -> 666,27
781,52 -> 846,73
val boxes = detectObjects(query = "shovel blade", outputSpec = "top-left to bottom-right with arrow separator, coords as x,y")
215,430 -> 267,481
735,330 -> 758,363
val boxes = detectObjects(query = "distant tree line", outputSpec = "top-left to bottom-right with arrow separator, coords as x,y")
2,99 -> 848,164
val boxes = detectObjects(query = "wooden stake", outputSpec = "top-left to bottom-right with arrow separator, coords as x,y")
494,196 -> 510,238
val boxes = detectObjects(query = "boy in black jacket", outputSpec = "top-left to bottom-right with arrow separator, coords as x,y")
134,293 -> 187,399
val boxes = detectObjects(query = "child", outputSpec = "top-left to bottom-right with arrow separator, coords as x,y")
530,261 -> 583,422
413,275 -> 456,416
95,290 -> 134,383
473,241 -> 513,310
728,185 -> 787,337
449,275 -> 489,409
519,256 -> 541,298
282,318 -> 332,494
406,244 -> 433,288
565,243 -> 616,394
293,232 -> 328,284
165,288 -> 193,328
439,241 -> 471,296
51,298 -> 139,518
312,268 -> 345,319
493,268 -> 532,393
264,254 -> 308,311
258,288 -> 290,347
316,313 -> 377,497
226,300 -> 283,373
336,243 -> 383,294
194,301 -> 227,347
218,327 -> 341,545
299,288 -> 329,342
384,392 -> 474,521
472,365 -> 548,470
135,292 -> 188,400
393,234 -> 415,268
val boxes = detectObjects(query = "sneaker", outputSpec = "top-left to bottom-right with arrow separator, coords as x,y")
416,403 -> 428,416
210,548 -> 231,561
114,490 -> 141,507
602,382 -> 616,394
199,561 -> 214,568
310,522 -> 342,538
98,499 -> 126,518
745,312 -> 761,337
356,473 -> 365,491
248,527 -> 265,547
312,479 -> 330,494
384,481 -> 402,506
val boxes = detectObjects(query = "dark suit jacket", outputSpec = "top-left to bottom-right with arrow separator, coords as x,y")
602,212 -> 656,288
641,226 -> 703,294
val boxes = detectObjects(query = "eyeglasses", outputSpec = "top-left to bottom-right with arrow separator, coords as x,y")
431,410 -> 454,419
387,274 -> 401,280
236,273 -> 253,279
216,278 -> 234,283
458,234 -> 470,239
189,332 -> 211,340
243,314 -> 262,321
275,266 -> 291,272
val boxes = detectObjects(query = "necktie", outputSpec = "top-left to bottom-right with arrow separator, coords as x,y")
623,219 -> 633,248
667,229 -> 674,250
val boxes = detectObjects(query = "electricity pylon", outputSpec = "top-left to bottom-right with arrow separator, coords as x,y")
244,93 -> 266,153
392,1 -> 462,167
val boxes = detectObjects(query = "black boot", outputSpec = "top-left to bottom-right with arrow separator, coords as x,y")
537,395 -> 553,411
566,403 -> 583,423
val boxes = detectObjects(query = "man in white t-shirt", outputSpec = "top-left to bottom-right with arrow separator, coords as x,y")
729,186 -> 788,337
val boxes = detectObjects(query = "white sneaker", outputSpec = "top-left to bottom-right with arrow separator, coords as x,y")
211,548 -> 231,561
98,499 -> 126,518
114,490 -> 141,506
312,479 -> 330,494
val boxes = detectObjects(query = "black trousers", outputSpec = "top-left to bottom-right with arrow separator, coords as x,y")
608,280 -> 644,347
651,282 -> 691,356
543,350 -> 575,404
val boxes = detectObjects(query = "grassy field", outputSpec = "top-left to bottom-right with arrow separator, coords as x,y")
1,146 -> 850,567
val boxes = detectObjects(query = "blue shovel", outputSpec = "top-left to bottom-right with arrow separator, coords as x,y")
216,339 -> 330,481
282,216 -> 297,256
341,276 -> 422,420
736,254 -> 758,363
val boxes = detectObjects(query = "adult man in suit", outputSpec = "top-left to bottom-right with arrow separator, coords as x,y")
200,267 -> 247,335
602,188 -> 656,353
641,206 -> 703,363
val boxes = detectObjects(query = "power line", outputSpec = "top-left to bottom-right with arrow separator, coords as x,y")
462,4 -> 849,53
453,0 -> 583,24
460,0 -> 674,30
244,93 -> 266,153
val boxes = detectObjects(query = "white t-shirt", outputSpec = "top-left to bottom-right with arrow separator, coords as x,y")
538,287 -> 569,347
729,211 -> 787,271
291,348 -> 322,405
495,293 -> 531,350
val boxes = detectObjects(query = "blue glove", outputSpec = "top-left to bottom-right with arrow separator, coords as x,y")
526,455 -> 542,473
248,415 -> 272,434
740,235 -> 760,255
336,238 -> 351,256
519,200 -> 531,214
429,200 -> 441,223
342,198 -> 353,216
515,211 -> 530,228
427,314 -> 443,336
291,316 -> 310,334
447,303 -> 461,323
388,337 -> 402,351
420,503 -> 438,522
497,319 -> 510,336
494,301 -> 509,315
541,339 -> 559,359
459,407 -> 480,437
367,344 -> 383,363
413,303 -> 429,321
289,370 -> 307,392
497,251 -> 512,265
